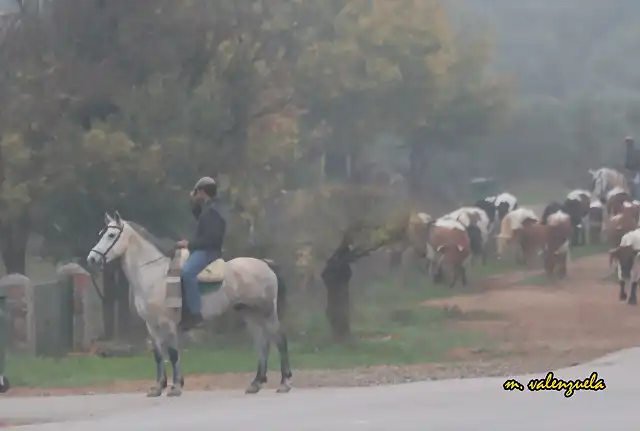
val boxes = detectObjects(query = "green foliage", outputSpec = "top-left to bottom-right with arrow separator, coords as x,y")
0,0 -> 510,269
298,0 -> 508,144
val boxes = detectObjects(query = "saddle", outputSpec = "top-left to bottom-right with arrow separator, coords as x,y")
164,249 -> 226,309
173,249 -> 225,283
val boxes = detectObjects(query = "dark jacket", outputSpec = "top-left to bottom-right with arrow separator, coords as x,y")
189,199 -> 226,253
625,145 -> 640,172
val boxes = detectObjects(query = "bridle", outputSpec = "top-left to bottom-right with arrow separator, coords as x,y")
88,222 -> 168,302
90,224 -> 124,264
90,223 -> 167,268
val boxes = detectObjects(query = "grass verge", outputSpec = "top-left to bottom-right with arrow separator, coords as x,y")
6,268 -> 501,388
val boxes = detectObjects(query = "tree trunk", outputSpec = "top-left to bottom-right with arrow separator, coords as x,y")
388,244 -> 405,270
324,279 -> 351,343
0,213 -> 30,275
321,246 -> 353,343
408,140 -> 427,198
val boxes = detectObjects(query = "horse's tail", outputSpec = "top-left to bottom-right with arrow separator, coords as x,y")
262,259 -> 287,321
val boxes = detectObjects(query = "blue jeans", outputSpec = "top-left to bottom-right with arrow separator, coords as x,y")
181,250 -> 219,314
633,181 -> 640,201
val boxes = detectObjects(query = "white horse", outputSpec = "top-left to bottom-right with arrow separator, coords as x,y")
87,211 -> 292,397
589,167 -> 629,204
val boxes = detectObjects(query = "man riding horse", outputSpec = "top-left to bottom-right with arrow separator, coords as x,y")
177,177 -> 226,331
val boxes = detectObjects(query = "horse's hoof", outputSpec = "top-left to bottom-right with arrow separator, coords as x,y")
147,386 -> 163,397
276,383 -> 291,393
245,383 -> 261,394
167,386 -> 183,397
0,376 -> 10,393
621,293 -> 628,301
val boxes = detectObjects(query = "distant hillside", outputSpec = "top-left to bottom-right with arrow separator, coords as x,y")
447,0 -> 640,99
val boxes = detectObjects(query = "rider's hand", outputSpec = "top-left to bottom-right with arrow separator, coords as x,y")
176,240 -> 188,249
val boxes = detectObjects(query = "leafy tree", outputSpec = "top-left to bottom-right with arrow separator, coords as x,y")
294,0 -> 509,198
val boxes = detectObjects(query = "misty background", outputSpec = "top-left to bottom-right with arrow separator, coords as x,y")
0,0 -> 637,345
450,0 -> 639,181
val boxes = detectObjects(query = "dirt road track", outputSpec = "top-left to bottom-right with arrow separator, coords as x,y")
425,253 -> 640,356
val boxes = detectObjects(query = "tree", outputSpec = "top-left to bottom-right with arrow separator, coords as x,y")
0,0 -> 304,270
293,0 -> 509,199
276,0 -> 509,340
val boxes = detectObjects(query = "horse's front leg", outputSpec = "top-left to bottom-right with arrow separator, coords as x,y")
147,338 -> 168,397
244,314 -> 270,394
166,328 -> 184,397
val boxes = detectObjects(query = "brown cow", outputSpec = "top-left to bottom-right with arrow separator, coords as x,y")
603,210 -> 638,251
518,219 -> 549,267
621,200 -> 640,224
426,218 -> 470,288
543,211 -> 573,279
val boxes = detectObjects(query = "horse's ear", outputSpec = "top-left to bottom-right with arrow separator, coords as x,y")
104,212 -> 112,225
588,169 -> 596,177
114,210 -> 122,226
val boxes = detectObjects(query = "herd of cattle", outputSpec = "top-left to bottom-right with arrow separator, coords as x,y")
405,167 -> 640,305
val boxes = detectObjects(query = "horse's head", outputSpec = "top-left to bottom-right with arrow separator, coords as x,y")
589,169 -> 604,198
87,211 -> 133,267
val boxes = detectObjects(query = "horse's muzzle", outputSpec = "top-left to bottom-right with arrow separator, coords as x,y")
87,252 -> 105,269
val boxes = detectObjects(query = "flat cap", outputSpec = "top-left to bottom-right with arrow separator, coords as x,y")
192,176 -> 216,191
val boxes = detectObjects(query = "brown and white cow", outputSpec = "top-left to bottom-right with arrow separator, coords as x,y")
605,187 -> 632,217
426,218 -> 471,288
442,206 -> 491,265
494,192 -> 518,223
609,229 -> 640,305
586,199 -> 604,244
543,211 -> 573,279
495,207 -> 539,264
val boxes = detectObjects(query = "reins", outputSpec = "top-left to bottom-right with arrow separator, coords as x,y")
88,223 -> 173,302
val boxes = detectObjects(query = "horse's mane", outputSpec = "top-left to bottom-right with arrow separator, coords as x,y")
126,220 -> 175,257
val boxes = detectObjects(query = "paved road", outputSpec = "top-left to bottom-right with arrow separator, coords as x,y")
2,348 -> 637,430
